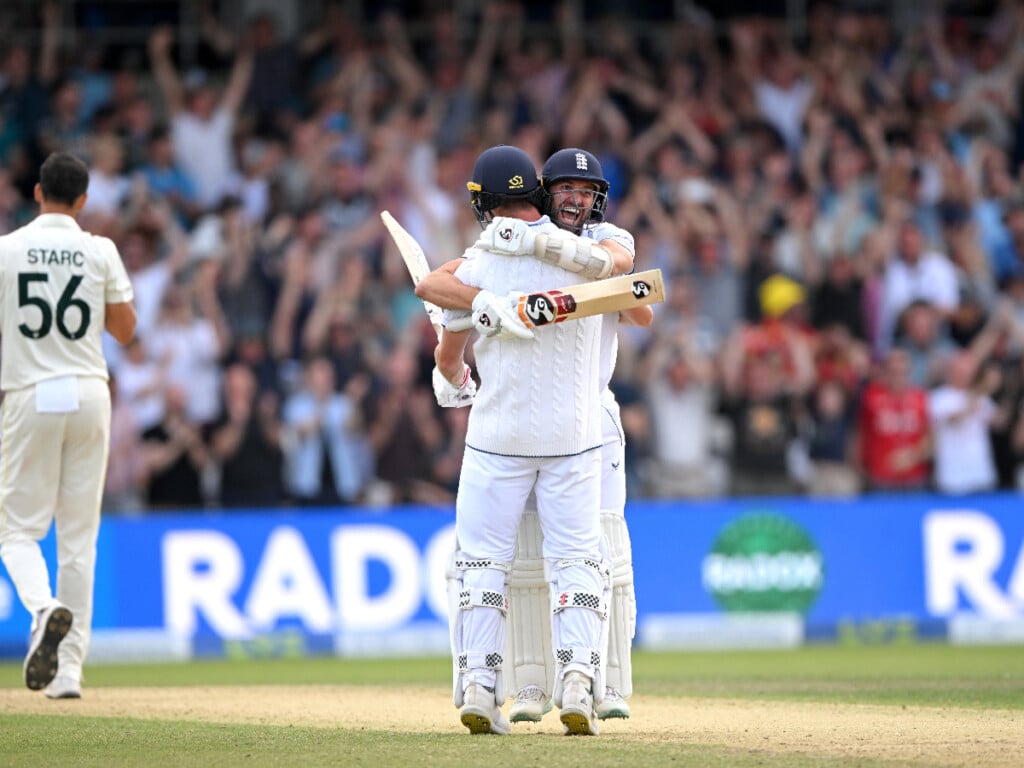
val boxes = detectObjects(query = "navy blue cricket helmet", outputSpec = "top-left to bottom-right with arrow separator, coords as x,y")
541,148 -> 610,233
467,145 -> 544,226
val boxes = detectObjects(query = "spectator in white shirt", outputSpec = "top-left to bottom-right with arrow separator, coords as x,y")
929,350 -> 998,495
81,133 -> 130,219
146,283 -> 225,427
754,46 -> 815,156
880,219 -> 959,350
148,26 -> 253,210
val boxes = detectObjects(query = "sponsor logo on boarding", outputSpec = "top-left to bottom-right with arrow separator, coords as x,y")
632,280 -> 651,299
923,510 -> 1024,617
702,513 -> 824,613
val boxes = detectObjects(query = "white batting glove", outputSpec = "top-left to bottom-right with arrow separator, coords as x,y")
474,217 -> 536,257
432,364 -> 477,408
472,289 -> 535,340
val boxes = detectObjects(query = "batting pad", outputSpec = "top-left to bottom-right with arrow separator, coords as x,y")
450,552 -> 510,707
505,509 -> 633,699
505,510 -> 554,696
549,554 -> 609,707
602,511 -> 635,697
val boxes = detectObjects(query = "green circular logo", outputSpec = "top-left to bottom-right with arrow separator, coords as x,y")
702,513 -> 823,613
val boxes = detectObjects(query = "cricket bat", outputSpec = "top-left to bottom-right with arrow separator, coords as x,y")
447,269 -> 665,332
381,210 -> 445,339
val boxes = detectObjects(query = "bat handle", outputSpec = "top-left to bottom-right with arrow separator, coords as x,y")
447,316 -> 475,333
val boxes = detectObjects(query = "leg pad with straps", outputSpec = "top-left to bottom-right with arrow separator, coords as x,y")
602,511 -> 635,697
449,553 -> 510,707
504,509 -> 553,696
548,554 -> 610,707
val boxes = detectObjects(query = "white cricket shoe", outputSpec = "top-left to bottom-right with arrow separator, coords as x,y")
24,604 -> 73,691
460,682 -> 511,735
509,685 -> 553,723
558,671 -> 599,736
595,687 -> 630,719
44,675 -> 82,699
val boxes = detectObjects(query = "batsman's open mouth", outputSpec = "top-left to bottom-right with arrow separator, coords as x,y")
556,207 -> 586,231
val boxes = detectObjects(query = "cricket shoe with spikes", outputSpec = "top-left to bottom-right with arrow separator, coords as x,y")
595,687 -> 631,719
558,671 -> 599,736
44,675 -> 82,699
460,682 -> 511,735
24,604 -> 73,691
509,685 -> 553,723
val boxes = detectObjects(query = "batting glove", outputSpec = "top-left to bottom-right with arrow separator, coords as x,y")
474,217 -> 537,257
432,364 -> 477,408
472,289 -> 535,340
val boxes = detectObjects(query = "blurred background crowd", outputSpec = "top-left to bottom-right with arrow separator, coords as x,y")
1,0 -> 1023,511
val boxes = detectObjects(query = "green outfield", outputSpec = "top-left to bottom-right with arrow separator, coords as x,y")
1,644 -> 1022,767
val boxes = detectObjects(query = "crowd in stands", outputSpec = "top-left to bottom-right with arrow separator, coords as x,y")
3,0 -> 1024,511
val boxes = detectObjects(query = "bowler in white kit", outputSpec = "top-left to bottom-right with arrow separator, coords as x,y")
0,152 -> 136,698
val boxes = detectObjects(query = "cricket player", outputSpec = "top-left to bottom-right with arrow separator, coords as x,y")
504,149 -> 653,723
0,152 -> 137,698
435,145 -> 615,736
421,148 -> 651,723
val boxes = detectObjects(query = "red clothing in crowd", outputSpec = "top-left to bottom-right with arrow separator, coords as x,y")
739,320 -> 815,376
857,380 -> 930,488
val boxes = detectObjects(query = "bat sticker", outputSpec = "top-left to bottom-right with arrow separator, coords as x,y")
524,294 -> 555,325
482,268 -> 664,334
521,291 -> 577,326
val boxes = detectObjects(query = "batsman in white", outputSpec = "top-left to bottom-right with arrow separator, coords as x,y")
0,152 -> 137,698
505,148 -> 653,722
433,145 -> 615,736
417,150 -> 647,729
419,148 -> 651,723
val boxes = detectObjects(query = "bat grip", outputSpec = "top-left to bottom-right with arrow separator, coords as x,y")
447,316 -> 475,333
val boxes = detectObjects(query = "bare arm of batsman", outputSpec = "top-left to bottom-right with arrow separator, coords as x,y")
434,324 -> 474,401
598,237 -> 637,277
619,304 -> 654,327
419,259 -> 525,408
415,259 -> 475,407
416,258 -> 477,311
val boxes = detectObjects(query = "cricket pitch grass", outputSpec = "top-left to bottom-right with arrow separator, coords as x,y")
1,644 -> 1022,767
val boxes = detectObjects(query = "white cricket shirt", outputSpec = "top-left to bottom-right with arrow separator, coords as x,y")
455,218 -> 603,457
0,213 -> 134,390
587,221 -> 636,393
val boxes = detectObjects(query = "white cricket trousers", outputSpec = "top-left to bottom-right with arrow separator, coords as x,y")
506,394 -> 633,695
599,393 -> 626,516
456,446 -> 603,688
0,376 -> 111,682
457,447 -> 603,561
